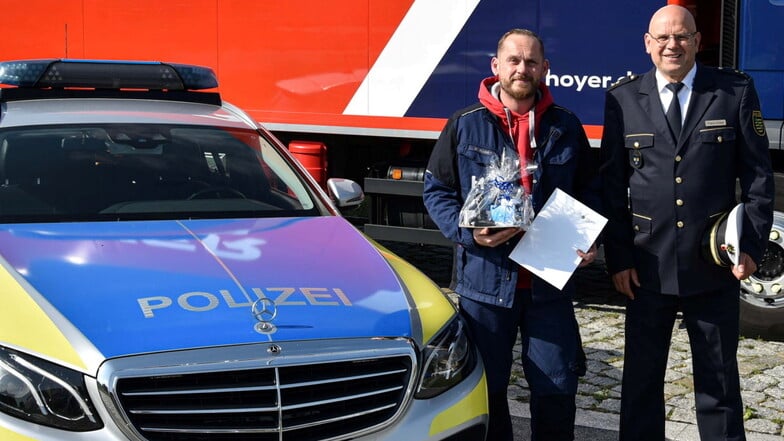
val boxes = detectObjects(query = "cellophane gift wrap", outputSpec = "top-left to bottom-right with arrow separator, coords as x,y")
459,150 -> 534,228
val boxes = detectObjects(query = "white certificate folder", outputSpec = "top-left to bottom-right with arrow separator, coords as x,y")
509,188 -> 607,290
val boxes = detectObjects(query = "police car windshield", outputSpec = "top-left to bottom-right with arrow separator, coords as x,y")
0,124 -> 321,222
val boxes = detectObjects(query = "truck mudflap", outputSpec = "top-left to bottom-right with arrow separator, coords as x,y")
739,211 -> 784,341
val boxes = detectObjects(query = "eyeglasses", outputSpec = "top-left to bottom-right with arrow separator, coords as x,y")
647,32 -> 696,46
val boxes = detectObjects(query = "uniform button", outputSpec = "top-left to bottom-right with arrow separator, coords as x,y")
717,136 -> 723,143
634,225 -> 640,231
634,141 -> 640,148
675,177 -> 683,184
677,221 -> 684,228
676,199 -> 684,206
675,155 -> 682,162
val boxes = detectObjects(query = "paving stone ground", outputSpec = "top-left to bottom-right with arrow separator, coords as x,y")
383,242 -> 784,439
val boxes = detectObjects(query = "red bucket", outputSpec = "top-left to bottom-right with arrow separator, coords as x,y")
289,140 -> 327,188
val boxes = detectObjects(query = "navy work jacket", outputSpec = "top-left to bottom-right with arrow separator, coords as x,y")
423,102 -> 601,307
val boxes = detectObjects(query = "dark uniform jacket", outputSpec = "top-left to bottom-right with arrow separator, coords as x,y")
601,64 -> 774,295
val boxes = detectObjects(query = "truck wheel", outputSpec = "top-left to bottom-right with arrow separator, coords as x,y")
739,211 -> 784,341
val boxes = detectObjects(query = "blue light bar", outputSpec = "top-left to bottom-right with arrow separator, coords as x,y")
0,59 -> 218,90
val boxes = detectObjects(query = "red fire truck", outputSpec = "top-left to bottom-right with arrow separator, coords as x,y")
2,0 -> 783,338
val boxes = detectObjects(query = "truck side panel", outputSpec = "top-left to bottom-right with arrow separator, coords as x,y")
1,0 -> 664,137
409,0 -> 659,128
738,0 -> 784,122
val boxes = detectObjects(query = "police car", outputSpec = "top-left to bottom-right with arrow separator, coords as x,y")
0,59 -> 487,441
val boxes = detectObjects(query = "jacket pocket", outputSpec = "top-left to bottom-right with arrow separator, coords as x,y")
543,144 -> 577,166
632,213 -> 652,234
624,133 -> 654,169
624,133 -> 655,150
459,144 -> 500,165
698,127 -> 735,144
533,144 -> 578,194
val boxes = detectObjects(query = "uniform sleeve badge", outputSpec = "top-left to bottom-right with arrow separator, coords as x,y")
752,110 -> 766,136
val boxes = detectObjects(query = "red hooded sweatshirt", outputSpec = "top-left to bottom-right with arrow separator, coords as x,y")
478,76 -> 554,288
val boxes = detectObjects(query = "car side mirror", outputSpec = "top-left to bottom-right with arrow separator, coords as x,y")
327,178 -> 364,207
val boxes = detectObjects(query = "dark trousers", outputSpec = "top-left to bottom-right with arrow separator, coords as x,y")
460,290 -> 583,441
619,285 -> 746,441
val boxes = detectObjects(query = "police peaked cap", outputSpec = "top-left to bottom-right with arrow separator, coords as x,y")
701,203 -> 744,267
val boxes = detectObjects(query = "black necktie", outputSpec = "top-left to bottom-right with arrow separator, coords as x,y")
666,82 -> 684,139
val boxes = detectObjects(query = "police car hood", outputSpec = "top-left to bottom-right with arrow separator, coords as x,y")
0,217 -> 415,359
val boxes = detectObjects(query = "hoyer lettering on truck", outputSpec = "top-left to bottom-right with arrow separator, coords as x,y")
138,287 -> 353,318
546,71 -> 635,92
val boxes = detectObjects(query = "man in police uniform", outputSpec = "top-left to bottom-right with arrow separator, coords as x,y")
600,5 -> 774,441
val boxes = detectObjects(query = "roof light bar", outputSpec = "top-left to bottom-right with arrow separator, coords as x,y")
0,59 -> 218,90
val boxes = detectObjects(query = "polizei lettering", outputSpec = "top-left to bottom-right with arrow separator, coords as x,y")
137,287 -> 353,318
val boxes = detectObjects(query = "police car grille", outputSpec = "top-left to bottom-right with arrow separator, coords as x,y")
115,356 -> 413,441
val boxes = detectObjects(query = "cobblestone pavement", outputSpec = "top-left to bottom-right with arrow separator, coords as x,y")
383,242 -> 784,440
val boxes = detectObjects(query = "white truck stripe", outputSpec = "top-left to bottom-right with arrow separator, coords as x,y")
343,0 -> 482,117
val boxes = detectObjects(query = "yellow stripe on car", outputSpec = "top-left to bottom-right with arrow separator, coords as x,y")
429,373 -> 489,436
0,425 -> 38,440
0,267 -> 86,371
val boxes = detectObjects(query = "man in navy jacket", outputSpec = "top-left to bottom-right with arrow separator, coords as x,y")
423,28 -> 601,441
600,5 -> 774,441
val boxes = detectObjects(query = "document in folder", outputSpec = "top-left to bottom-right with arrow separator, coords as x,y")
509,188 -> 607,290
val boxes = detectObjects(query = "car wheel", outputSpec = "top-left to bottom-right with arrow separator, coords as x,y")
739,211 -> 784,341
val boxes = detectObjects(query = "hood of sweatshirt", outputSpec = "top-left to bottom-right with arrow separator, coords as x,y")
478,76 -> 553,130
477,76 -> 553,192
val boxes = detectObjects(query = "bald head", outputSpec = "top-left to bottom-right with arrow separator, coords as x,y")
649,5 -> 696,35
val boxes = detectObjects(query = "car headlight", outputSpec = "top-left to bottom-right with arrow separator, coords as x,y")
0,346 -> 102,431
415,317 -> 476,399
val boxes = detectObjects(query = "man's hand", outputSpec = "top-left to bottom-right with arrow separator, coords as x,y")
732,252 -> 757,280
611,268 -> 639,299
577,243 -> 598,268
472,227 -> 522,248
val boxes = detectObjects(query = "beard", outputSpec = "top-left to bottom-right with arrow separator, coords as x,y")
499,76 -> 538,101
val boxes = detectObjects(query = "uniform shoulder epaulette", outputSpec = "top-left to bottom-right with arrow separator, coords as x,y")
715,66 -> 751,80
608,73 -> 640,91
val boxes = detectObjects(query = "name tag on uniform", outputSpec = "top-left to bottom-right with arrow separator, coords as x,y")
705,119 -> 727,127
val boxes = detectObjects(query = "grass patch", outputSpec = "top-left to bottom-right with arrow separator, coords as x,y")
743,406 -> 758,421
